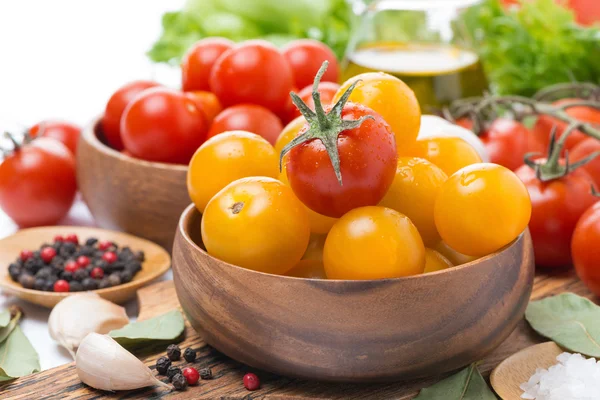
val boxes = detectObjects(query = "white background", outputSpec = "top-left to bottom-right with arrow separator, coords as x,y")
0,0 -> 184,370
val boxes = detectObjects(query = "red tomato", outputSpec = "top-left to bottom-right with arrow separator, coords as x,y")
210,41 -> 294,114
568,0 -> 600,26
185,91 -> 223,124
287,82 -> 340,121
282,39 -> 340,90
286,102 -> 397,218
571,138 -> 600,188
515,164 -> 598,268
480,119 -> 530,171
572,200 -> 600,296
532,99 -> 600,151
121,88 -> 208,164
29,121 -> 80,155
181,38 -> 234,92
0,137 -> 77,227
207,104 -> 283,145
455,117 -> 473,130
102,80 -> 160,150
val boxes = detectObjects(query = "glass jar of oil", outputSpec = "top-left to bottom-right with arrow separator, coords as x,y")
343,0 -> 488,111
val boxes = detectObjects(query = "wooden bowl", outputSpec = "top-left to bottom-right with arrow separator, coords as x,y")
0,226 -> 171,308
172,205 -> 535,382
77,117 -> 190,251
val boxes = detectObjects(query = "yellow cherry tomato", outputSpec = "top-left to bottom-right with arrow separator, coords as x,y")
275,116 -> 305,157
286,259 -> 326,279
434,241 -> 478,265
333,72 -> 421,151
401,136 -> 482,176
278,165 -> 337,234
187,131 -> 278,212
201,177 -> 310,274
324,206 -> 425,280
423,248 -> 453,274
434,163 -> 531,257
302,234 -> 326,261
379,157 -> 447,245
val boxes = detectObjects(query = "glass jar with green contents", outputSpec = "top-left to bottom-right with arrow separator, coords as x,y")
343,0 -> 488,111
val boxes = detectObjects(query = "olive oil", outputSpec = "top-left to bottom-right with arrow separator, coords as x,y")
343,42 -> 488,110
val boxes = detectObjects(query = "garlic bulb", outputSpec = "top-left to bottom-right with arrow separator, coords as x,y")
49,293 -> 129,358
76,333 -> 170,391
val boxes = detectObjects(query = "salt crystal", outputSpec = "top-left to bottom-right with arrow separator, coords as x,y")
520,352 -> 600,400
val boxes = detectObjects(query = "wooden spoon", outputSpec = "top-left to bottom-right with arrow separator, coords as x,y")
491,341 -> 564,400
0,226 -> 171,308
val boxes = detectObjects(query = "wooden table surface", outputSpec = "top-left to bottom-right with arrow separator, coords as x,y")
0,271 -> 594,399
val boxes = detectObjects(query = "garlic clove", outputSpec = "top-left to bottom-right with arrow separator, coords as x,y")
76,333 -> 170,391
49,293 -> 129,358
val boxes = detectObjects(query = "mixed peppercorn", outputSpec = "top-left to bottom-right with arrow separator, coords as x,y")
8,234 -> 144,292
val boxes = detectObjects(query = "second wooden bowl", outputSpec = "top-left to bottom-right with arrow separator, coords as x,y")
77,117 -> 190,251
173,205 -> 535,382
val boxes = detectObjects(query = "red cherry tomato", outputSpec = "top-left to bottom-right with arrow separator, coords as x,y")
30,121 -> 80,155
286,82 -> 340,121
207,104 -> 283,145
102,80 -> 160,150
571,137 -> 600,188
210,40 -> 294,114
532,99 -> 600,152
181,38 -> 234,92
287,103 -> 397,218
480,119 -> 530,171
121,88 -> 208,164
572,200 -> 600,296
185,91 -> 223,124
282,39 -> 340,90
0,137 -> 77,227
515,164 -> 598,268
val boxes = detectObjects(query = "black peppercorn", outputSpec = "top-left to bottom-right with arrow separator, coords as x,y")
119,270 -> 133,283
172,373 -> 187,390
19,274 -> 35,289
108,273 -> 121,286
35,267 -> 54,280
183,348 -> 196,362
155,356 -> 171,375
60,271 -> 73,282
8,264 -> 21,282
73,268 -> 88,281
199,367 -> 213,380
98,278 -> 111,289
94,260 -> 108,270
43,281 -> 55,291
166,366 -> 182,381
126,261 -> 142,274
70,281 -> 83,292
85,238 -> 98,246
82,278 -> 98,291
34,278 -> 46,291
167,344 -> 181,361
79,246 -> 95,257
61,242 -> 76,254
135,251 -> 145,262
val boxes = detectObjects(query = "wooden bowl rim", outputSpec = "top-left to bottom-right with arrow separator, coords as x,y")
0,226 -> 171,301
83,116 -> 188,172
177,203 -> 526,283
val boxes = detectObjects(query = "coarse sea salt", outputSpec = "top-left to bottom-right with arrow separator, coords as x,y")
520,352 -> 600,400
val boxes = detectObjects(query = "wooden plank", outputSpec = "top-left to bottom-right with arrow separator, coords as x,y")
1,272 -> 594,400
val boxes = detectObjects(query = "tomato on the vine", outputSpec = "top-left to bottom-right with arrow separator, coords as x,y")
333,72 -> 421,151
572,199 -> 600,296
102,80 -> 160,150
479,119 -> 530,171
0,136 -> 77,227
323,206 -> 425,280
185,91 -> 223,124
201,177 -> 310,275
121,87 -> 208,164
188,131 -> 278,212
181,38 -> 234,92
275,116 -> 305,157
379,157 -> 447,245
571,137 -> 600,188
286,82 -> 340,121
402,136 -> 482,176
435,163 -> 531,257
30,121 -> 80,155
515,163 -> 597,268
207,104 -> 283,145
210,40 -> 294,114
282,39 -> 340,90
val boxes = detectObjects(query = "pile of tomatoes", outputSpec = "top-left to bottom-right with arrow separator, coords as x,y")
100,38 -> 341,164
188,61 -> 533,280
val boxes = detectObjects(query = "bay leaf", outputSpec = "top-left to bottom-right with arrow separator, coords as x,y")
414,364 -> 497,400
0,308 -> 22,344
109,310 -> 184,345
0,325 -> 40,381
0,309 -> 10,328
525,292 -> 600,357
